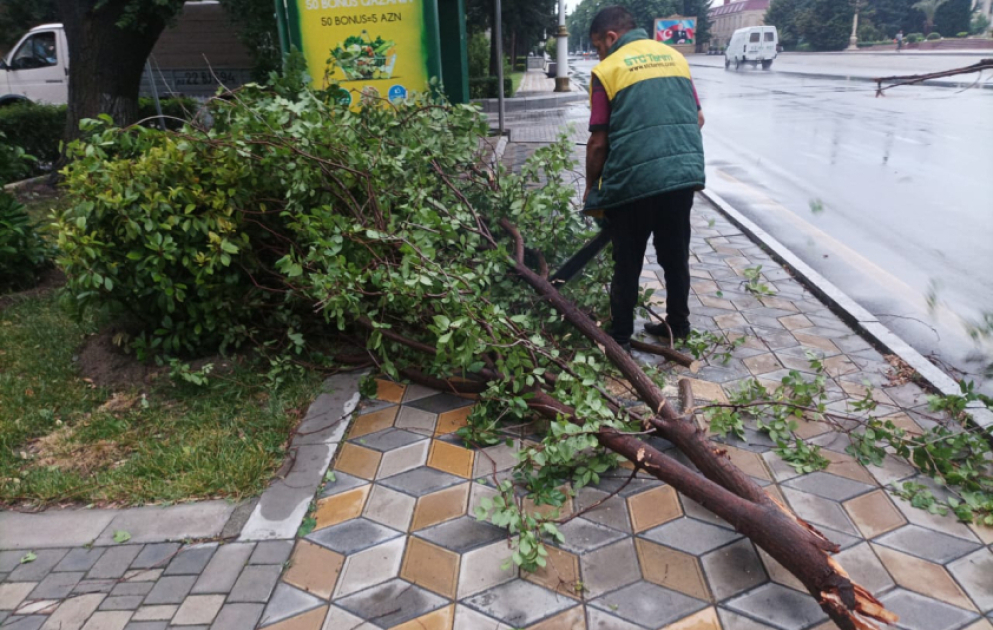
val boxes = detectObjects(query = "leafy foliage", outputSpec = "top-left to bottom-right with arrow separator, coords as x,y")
217,0 -> 281,81
0,192 -> 52,291
0,0 -> 58,49
0,103 -> 66,166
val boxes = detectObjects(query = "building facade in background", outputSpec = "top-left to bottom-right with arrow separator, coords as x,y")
707,0 -> 770,49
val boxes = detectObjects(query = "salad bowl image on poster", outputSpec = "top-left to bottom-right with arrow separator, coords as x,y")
282,0 -> 442,107
654,17 -> 697,45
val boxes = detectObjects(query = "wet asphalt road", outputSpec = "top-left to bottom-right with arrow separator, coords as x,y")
573,56 -> 993,392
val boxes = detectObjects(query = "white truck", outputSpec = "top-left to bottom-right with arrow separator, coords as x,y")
0,2 -> 253,107
725,26 -> 778,71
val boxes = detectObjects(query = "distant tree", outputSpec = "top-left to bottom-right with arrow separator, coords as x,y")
466,0 -> 555,76
765,0 -> 803,46
217,0 -> 280,82
0,0 -> 58,50
865,0 -> 923,36
681,0 -> 711,49
933,0 -> 970,36
796,0 -> 855,49
912,0 -> 948,33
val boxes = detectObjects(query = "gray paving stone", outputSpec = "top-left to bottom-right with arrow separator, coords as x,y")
111,582 -> 154,597
306,518 -> 402,555
36,592 -> 106,629
132,605 -> 177,621
589,581 -> 707,628
405,393 -> 473,414
783,471 -> 876,502
554,518 -> 626,554
191,544 -> 254,595
99,596 -> 145,611
8,549 -> 68,582
572,489 -> 632,533
0,511 -> 117,551
352,428 -> 425,452
73,579 -> 117,595
208,603 -> 263,630
462,579 -> 575,627
2,615 -> 46,630
415,517 -> 506,553
701,539 -> 768,600
163,545 -> 216,576
874,525 -> 982,564
592,476 -> 662,497
879,588 -> 979,630
226,565 -> 281,603
29,571 -> 85,599
725,582 -> 827,629
94,502 -> 236,546
640,517 -> 742,555
143,576 -> 196,605
832,543 -> 895,595
0,612 -> 7,625
79,610 -> 133,629
378,466 -> 463,497
0,550 -> 23,572
246,542 -> 288,566
123,623 -> 167,630
130,544 -> 180,571
579,539 -> 641,599
780,487 -> 859,536
317,471 -> 367,499
335,579 -> 445,629
947,547 -> 993,613
88,547 -> 143,580
716,608 -> 779,629
258,584 -> 324,626
54,548 -> 107,573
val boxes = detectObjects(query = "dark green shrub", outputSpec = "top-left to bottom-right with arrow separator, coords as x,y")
0,192 -> 51,291
796,42 -> 814,52
137,97 -> 201,131
907,32 -> 924,42
926,32 -> 942,40
956,31 -> 969,38
0,131 -> 34,184
469,77 -> 514,99
0,102 -> 65,164
468,32 -> 489,78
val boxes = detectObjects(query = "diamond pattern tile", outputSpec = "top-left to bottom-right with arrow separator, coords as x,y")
589,581 -> 707,628
783,471 -> 875,502
874,524 -> 982,564
463,579 -> 575,628
724,583 -> 827,629
335,579 -> 447,629
379,466 -> 464,497
353,428 -> 426,453
554,518 -> 627,554
407,394 -> 474,414
639,518 -> 741,555
306,518 -> 402,555
415,516 -> 507,554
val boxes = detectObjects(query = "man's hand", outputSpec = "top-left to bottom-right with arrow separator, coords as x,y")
585,130 -> 609,206
698,110 -> 706,128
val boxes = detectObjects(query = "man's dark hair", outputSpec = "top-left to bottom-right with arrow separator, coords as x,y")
589,6 -> 637,38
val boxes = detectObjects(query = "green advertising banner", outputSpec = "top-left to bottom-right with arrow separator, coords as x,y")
278,0 -> 442,106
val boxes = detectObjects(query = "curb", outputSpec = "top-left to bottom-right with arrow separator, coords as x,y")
701,189 -> 992,429
3,175 -> 48,192
472,91 -> 587,114
687,61 -> 993,90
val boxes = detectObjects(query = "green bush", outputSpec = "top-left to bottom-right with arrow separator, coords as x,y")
906,32 -> 924,42
956,31 -> 969,38
137,97 -> 201,131
796,42 -> 814,52
971,13 -> 990,35
0,192 -> 51,291
469,77 -> 514,99
0,102 -> 65,165
926,32 -> 942,40
0,131 -> 34,185
468,32 -> 489,78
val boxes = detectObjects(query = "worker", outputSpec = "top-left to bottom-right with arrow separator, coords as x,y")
583,6 -> 706,350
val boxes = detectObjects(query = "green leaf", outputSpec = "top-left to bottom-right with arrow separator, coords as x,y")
113,530 -> 131,544
19,551 -> 37,564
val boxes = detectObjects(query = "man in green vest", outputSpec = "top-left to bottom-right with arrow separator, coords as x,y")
583,6 -> 706,350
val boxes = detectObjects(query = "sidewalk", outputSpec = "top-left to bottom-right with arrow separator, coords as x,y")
472,70 -> 587,115
1,110 -> 992,630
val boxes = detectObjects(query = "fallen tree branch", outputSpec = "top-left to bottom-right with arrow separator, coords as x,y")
874,58 -> 993,96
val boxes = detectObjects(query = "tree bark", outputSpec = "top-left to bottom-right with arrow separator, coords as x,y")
55,0 -> 170,148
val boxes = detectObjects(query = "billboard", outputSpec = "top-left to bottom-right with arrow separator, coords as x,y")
654,16 -> 697,46
277,0 -> 442,106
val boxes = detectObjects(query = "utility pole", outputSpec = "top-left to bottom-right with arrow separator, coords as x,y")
555,0 -> 570,92
495,0 -> 506,133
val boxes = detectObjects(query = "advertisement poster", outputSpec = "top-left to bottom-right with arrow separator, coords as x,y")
654,17 -> 697,46
281,0 -> 441,106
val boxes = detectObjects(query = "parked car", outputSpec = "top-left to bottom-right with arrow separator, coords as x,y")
725,26 -> 778,71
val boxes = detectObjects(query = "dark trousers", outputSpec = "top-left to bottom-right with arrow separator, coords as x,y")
605,188 -> 694,344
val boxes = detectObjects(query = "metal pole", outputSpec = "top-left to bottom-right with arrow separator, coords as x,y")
495,0 -> 505,134
274,0 -> 289,58
555,0 -> 570,92
144,60 -> 164,131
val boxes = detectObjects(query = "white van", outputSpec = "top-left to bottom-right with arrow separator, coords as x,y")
725,26 -> 778,71
1,3 -> 253,107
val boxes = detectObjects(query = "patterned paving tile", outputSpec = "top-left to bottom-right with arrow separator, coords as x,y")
635,538 -> 710,601
724,582 -> 827,630
379,467 -> 464,498
259,583 -> 324,627
406,394 -> 474,415
843,489 -> 906,539
333,537 -> 406,598
879,588 -> 980,630
639,518 -> 742,556
579,539 -> 641,600
589,581 -> 707,628
554,519 -> 626,554
874,524 -> 982,564
410,483 -> 471,531
353,428 -> 426,453
306,518 -> 402,555
462,579 -> 575,628
873,544 -> 977,611
415,516 -> 507,554
782,472 -> 875,502
335,579 -> 447,629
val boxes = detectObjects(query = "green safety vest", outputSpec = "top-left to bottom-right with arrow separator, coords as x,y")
585,29 -> 705,213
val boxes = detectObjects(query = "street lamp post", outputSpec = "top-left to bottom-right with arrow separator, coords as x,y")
555,0 -> 570,92
847,0 -> 860,51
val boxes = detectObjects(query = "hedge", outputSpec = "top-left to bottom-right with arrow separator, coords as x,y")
0,97 -> 199,167
469,77 -> 514,99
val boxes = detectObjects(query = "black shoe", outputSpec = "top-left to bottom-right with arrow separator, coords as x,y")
644,320 -> 690,341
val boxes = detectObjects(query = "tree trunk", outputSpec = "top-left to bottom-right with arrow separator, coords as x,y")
510,29 -> 517,71
55,0 -> 169,148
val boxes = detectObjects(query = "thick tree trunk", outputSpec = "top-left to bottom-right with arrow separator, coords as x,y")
55,0 -> 169,148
